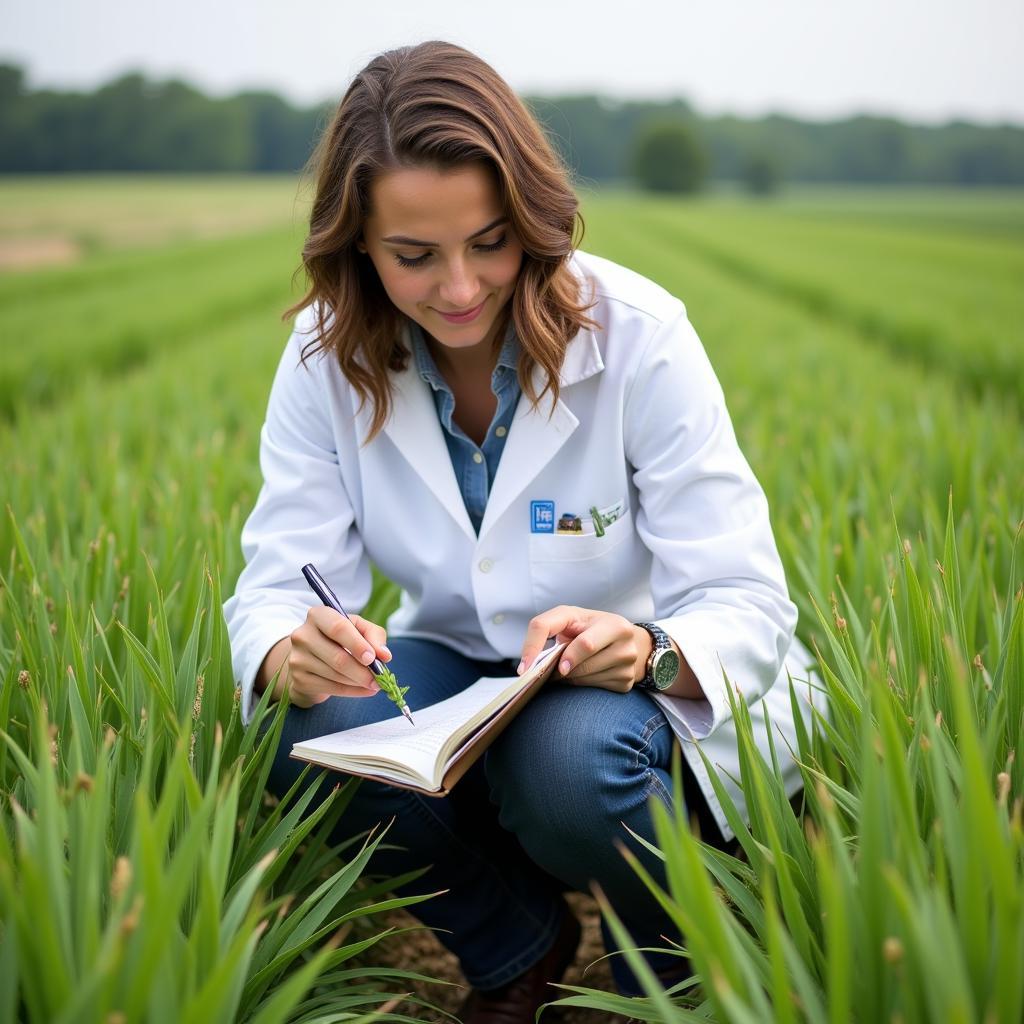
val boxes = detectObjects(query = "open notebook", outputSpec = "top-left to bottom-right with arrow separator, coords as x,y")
289,643 -> 566,795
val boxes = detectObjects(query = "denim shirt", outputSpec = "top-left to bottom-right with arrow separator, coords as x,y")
409,318 -> 521,535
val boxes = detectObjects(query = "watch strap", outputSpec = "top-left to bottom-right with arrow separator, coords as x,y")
634,621 -> 671,690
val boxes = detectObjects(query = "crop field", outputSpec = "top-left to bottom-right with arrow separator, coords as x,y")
1,176 -> 1022,1023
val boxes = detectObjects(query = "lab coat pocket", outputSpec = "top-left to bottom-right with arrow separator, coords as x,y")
528,508 -> 634,613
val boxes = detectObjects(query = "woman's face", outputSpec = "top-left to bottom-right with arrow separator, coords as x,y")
358,162 -> 524,358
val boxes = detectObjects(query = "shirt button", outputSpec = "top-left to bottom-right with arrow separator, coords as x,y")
495,426 -> 507,437
478,558 -> 493,573
472,451 -> 484,464
492,612 -> 505,624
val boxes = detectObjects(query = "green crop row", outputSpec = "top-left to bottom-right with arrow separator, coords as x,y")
0,223 -> 303,424
585,189 -> 1024,408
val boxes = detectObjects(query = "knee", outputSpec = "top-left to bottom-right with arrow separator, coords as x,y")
485,686 -> 640,845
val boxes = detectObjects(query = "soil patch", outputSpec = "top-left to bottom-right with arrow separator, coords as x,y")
0,235 -> 80,271
351,892 -> 639,1022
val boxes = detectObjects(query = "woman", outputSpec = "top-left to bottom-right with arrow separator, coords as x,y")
223,40 -> 817,1022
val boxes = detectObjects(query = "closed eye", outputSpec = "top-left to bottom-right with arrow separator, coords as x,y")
394,234 -> 509,269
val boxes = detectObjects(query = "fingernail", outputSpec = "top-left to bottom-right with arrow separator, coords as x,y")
381,645 -> 392,659
368,681 -> 380,693
360,650 -> 375,665
516,659 -> 525,675
559,659 -> 571,675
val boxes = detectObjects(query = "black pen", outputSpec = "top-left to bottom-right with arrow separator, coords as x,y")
301,563 -> 415,726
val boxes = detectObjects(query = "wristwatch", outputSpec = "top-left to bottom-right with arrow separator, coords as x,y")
634,622 -> 680,691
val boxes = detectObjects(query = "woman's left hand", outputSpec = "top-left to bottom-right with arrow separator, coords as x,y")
517,606 -> 650,692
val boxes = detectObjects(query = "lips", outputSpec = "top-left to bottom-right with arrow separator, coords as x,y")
436,298 -> 486,324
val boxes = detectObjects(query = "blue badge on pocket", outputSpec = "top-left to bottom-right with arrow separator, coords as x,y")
530,500 -> 555,533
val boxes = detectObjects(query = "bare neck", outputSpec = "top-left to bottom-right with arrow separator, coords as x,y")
426,309 -> 509,390
428,337 -> 496,386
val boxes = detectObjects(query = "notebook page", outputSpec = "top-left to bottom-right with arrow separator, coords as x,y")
292,676 -> 522,785
291,644 -> 564,787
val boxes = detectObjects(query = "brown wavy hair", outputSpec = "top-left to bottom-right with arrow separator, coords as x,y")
282,40 -> 601,442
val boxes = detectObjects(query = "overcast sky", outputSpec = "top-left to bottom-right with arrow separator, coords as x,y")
3,0 -> 1023,124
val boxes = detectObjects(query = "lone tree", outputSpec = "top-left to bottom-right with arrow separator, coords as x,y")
631,119 -> 708,194
742,150 -> 782,195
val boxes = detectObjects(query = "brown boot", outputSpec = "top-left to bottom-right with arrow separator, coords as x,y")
458,903 -> 581,1024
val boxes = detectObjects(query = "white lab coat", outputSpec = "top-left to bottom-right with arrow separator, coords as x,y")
223,248 -> 821,841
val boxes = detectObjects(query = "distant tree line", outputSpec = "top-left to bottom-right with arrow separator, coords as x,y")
530,96 -> 1024,188
1,63 -> 1021,187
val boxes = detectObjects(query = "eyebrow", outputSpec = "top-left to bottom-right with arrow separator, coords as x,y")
381,216 -> 508,247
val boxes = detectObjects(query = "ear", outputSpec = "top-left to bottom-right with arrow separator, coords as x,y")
356,239 -> 368,254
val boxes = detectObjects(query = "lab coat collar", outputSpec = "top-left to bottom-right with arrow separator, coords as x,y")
481,321 -> 603,538
384,317 -> 603,543
384,327 -> 476,540
554,322 -> 604,387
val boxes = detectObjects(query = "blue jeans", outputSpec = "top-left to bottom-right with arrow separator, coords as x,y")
260,637 -> 730,996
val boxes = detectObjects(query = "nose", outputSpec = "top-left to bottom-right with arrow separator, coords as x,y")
437,256 -> 479,310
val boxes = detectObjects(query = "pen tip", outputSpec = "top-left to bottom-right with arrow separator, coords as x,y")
402,705 -> 415,726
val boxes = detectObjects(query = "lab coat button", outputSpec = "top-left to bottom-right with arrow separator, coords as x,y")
495,426 -> 507,437
492,613 -> 505,624
472,452 -> 484,464
478,558 -> 493,573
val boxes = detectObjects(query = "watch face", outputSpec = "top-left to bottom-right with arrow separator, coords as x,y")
652,649 -> 680,690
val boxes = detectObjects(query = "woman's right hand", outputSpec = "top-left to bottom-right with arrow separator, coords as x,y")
257,608 -> 392,708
